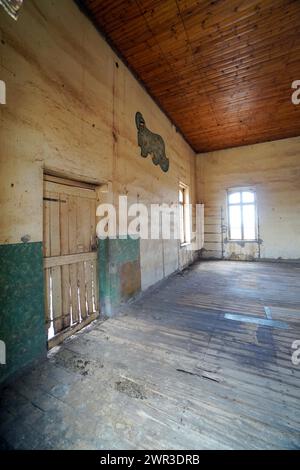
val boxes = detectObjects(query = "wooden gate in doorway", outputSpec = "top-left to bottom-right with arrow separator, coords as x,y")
43,175 -> 99,348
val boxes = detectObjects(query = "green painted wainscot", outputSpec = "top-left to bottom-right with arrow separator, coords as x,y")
0,242 -> 47,384
98,237 -> 141,316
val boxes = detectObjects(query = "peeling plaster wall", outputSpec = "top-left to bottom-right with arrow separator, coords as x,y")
196,137 -> 300,261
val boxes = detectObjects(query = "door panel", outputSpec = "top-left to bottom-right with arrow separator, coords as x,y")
43,176 -> 99,348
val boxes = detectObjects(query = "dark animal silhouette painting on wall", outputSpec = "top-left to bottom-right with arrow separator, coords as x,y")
135,112 -> 170,173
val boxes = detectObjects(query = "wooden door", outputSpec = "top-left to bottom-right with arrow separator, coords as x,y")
43,175 -> 99,348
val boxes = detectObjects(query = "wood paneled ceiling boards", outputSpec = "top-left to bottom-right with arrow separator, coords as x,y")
78,0 -> 300,152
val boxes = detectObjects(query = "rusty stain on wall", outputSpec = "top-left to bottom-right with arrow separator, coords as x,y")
121,260 -> 141,301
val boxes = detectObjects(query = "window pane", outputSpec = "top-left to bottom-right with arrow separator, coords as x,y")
184,203 -> 191,244
228,192 -> 240,204
179,189 -> 183,203
180,204 -> 184,243
229,205 -> 241,239
243,204 -> 256,239
242,191 -> 255,203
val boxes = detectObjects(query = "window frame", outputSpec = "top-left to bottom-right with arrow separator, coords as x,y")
227,187 -> 258,242
179,182 -> 191,246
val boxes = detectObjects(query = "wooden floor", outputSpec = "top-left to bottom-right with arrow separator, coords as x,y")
1,260 -> 300,449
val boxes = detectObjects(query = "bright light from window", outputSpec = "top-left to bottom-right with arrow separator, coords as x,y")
228,189 -> 256,240
242,191 -> 255,203
228,192 -> 240,204
0,80 -> 6,105
179,184 -> 190,244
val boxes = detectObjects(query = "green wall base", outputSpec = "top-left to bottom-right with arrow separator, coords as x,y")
0,242 -> 47,384
98,237 -> 141,316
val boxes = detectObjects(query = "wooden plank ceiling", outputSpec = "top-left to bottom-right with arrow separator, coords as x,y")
79,0 -> 300,152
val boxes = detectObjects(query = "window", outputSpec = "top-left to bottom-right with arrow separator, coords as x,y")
179,183 -> 190,245
0,80 -> 6,105
227,189 -> 257,240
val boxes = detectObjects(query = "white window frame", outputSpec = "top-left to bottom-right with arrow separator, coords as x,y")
179,182 -> 191,246
227,187 -> 258,241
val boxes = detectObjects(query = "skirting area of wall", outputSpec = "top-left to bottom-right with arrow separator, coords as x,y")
0,242 -> 46,384
99,237 -> 141,316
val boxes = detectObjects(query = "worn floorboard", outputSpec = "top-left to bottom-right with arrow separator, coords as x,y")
0,260 -> 300,449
